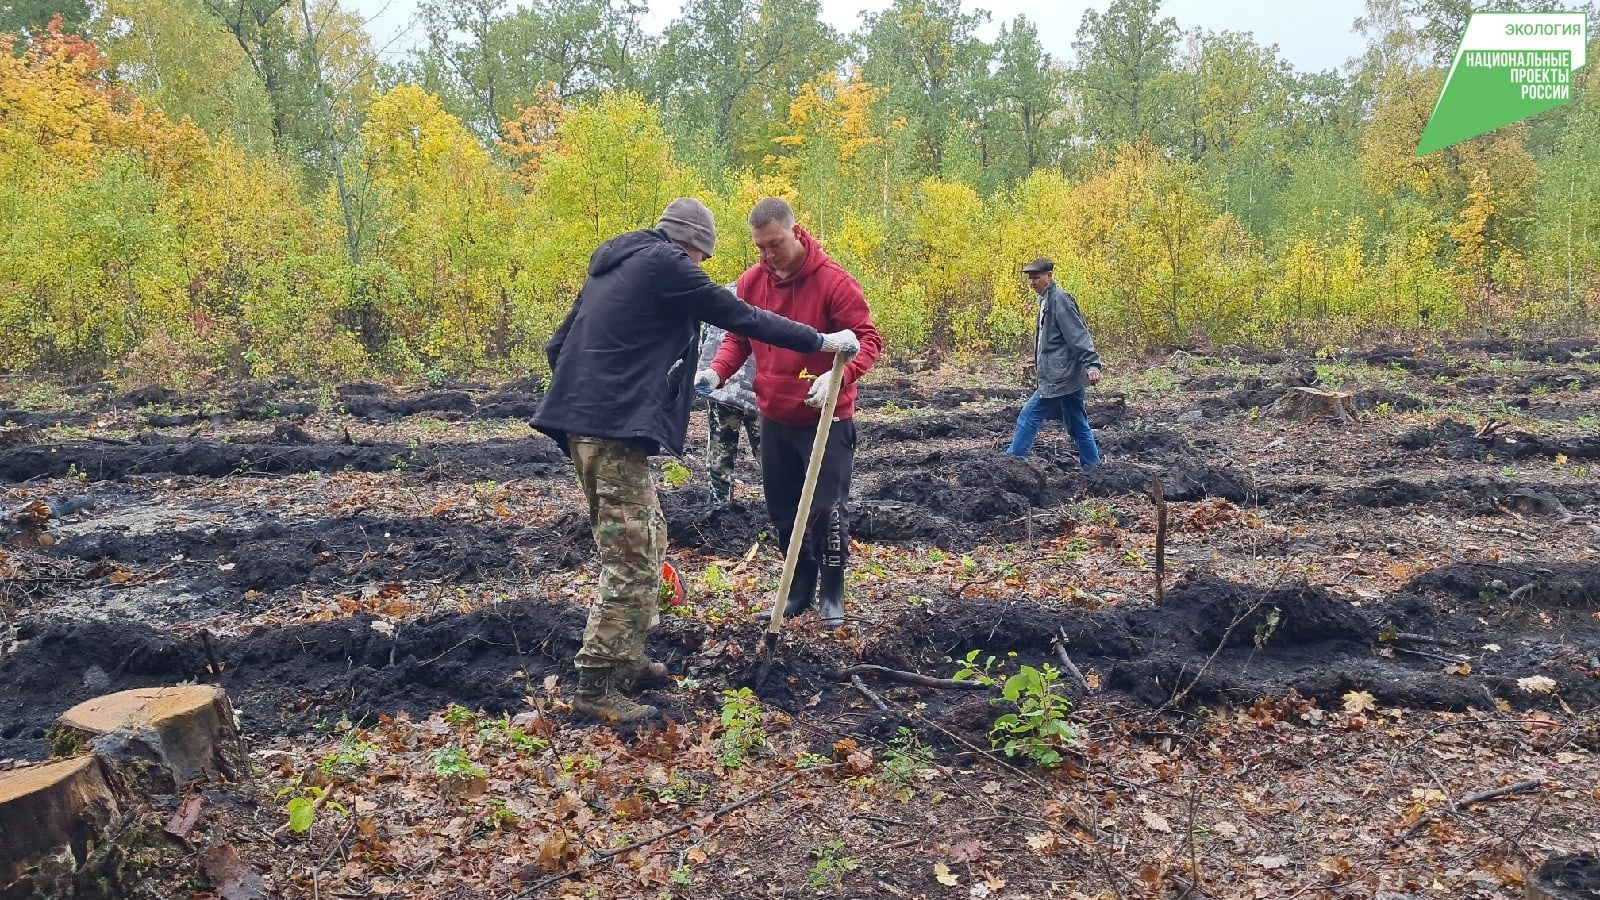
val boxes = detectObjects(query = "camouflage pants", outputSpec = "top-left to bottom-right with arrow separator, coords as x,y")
705,402 -> 761,505
568,436 -> 666,670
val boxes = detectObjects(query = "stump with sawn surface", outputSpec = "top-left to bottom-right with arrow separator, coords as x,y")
55,685 -> 245,786
0,755 -> 120,891
1270,386 -> 1359,424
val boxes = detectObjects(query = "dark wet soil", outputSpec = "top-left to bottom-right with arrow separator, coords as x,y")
1395,420 -> 1600,461
8,561 -> 1594,761
1,377 -> 549,432
848,566 -> 1600,720
0,602 -> 586,757
2,341 -> 1596,764
0,435 -> 568,482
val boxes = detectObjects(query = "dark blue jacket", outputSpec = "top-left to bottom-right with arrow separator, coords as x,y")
534,229 -> 821,456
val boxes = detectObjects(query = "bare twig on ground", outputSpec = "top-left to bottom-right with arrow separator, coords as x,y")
1183,780 -> 1203,898
310,821 -> 357,900
517,773 -> 799,897
850,674 -> 890,711
1389,632 -> 1459,648
1391,646 -> 1465,666
841,664 -> 993,691
1395,778 -> 1543,841
1050,627 -> 1091,694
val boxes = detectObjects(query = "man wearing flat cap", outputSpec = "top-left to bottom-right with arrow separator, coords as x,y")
1006,256 -> 1103,468
535,197 -> 861,723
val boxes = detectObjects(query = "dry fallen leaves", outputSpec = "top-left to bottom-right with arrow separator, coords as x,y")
1342,690 -> 1377,714
1517,675 -> 1558,694
933,861 -> 959,886
1025,832 -> 1060,853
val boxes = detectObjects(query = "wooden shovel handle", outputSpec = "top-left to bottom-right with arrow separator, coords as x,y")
765,352 -> 851,636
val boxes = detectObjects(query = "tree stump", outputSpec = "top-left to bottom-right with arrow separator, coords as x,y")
55,686 -> 245,786
0,755 -> 120,891
1529,852 -> 1600,899
1269,387 -> 1359,424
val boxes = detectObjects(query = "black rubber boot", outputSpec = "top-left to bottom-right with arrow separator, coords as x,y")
753,558 -> 818,621
817,505 -> 848,627
817,563 -> 845,627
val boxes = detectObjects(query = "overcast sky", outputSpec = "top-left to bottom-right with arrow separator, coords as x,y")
352,0 -> 1371,75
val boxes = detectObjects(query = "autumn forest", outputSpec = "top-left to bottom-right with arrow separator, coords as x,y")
2,0 -> 1598,386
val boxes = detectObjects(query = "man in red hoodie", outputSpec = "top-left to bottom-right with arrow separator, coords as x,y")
695,198 -> 883,626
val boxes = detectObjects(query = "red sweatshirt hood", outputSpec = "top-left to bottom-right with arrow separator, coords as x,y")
761,227 -> 831,284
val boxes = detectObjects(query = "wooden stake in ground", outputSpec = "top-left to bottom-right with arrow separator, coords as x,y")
0,755 -> 120,889
1152,475 -> 1167,603
1269,386 -> 1359,424
55,685 -> 245,785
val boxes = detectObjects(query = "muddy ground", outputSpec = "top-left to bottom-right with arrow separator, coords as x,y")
0,338 -> 1597,898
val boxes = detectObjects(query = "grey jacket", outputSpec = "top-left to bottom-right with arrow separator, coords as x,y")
699,319 -> 758,415
1034,281 -> 1102,398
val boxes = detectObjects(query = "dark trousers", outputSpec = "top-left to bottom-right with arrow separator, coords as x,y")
759,416 -> 855,570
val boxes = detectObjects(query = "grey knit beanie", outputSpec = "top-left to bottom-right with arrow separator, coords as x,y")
657,197 -> 718,258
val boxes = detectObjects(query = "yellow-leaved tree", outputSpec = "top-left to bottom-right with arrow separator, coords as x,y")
358,84 -> 518,374
512,92 -> 697,372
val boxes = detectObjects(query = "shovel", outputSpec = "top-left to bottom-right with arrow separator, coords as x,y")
752,350 -> 850,687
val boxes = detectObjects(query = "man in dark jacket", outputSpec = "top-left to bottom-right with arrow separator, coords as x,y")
534,197 -> 860,723
696,198 -> 883,627
1006,257 -> 1103,467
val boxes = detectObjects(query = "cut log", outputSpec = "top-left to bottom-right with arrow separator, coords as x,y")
0,755 -> 120,891
1269,387 -> 1359,424
56,685 -> 244,786
1529,852 -> 1600,900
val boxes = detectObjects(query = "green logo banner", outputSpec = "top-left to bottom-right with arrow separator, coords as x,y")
1417,12 -> 1588,156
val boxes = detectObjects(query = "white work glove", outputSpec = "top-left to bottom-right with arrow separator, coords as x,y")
818,329 -> 859,357
804,370 -> 835,408
694,368 -> 720,397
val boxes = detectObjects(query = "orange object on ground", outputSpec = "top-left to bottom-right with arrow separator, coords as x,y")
660,561 -> 686,607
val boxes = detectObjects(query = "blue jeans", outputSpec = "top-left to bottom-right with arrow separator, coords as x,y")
1006,389 -> 1100,468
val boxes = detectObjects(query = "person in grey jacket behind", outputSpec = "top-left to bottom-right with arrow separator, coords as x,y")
697,299 -> 761,506
1005,257 -> 1103,467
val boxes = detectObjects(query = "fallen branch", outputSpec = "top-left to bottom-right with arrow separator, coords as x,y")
1388,632 -> 1459,648
840,664 -> 992,691
1391,646 -> 1464,666
850,674 -> 890,711
519,773 -> 799,896
1050,627 -> 1092,694
1396,778 -> 1543,841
